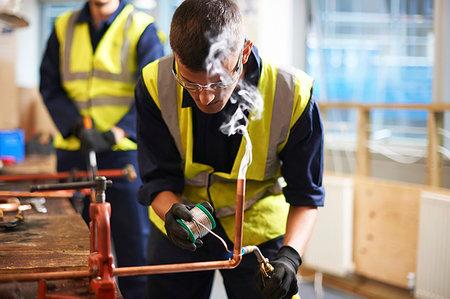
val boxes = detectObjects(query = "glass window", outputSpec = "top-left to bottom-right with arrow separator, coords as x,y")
307,0 -> 435,182
154,0 -> 183,54
307,0 -> 433,105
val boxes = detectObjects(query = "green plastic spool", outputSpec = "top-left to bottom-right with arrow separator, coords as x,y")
176,203 -> 216,243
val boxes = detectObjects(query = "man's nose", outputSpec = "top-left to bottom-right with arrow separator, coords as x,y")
198,89 -> 216,105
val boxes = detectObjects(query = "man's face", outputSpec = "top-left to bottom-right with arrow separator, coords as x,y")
174,50 -> 243,114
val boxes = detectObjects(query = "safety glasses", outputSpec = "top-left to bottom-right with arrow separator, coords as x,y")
172,48 -> 243,93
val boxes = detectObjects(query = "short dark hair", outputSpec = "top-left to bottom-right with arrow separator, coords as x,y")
170,0 -> 244,71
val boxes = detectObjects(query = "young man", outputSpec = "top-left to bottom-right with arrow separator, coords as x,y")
135,0 -> 324,298
39,0 -> 164,298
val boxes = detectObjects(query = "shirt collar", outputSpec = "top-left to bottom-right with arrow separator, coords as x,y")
181,45 -> 262,109
77,0 -> 127,26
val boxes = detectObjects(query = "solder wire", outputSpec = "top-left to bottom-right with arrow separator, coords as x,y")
177,204 -> 231,253
189,205 -> 211,239
194,219 -> 231,253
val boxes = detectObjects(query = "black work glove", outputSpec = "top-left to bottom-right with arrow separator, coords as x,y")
72,118 -> 87,139
164,201 -> 214,252
78,128 -> 115,154
255,245 -> 302,299
73,118 -> 116,154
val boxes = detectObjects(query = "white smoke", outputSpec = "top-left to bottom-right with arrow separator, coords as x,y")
204,31 -> 236,86
220,83 -> 263,179
204,30 -> 263,180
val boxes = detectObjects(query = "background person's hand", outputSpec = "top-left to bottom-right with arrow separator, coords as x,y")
164,202 -> 214,251
78,128 -> 115,154
255,245 -> 302,299
73,118 -> 116,154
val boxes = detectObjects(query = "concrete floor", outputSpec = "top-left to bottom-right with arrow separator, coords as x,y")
210,270 -> 365,299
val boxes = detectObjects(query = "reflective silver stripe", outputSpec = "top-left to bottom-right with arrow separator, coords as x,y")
182,181 -> 282,218
213,177 -> 283,218
181,188 -> 265,218
92,69 -> 135,81
215,188 -> 266,218
185,172 -> 208,187
62,10 -> 89,82
157,54 -> 185,160
185,172 -> 237,187
120,8 -> 135,81
62,7 -> 136,83
74,96 -> 134,110
92,8 -> 136,82
264,66 -> 296,179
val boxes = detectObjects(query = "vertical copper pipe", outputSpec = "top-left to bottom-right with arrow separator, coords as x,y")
98,204 -> 112,266
90,216 -> 95,253
233,178 -> 245,262
37,280 -> 48,299
93,202 -> 114,280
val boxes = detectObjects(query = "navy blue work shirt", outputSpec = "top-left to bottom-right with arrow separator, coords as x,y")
135,46 -> 325,207
40,0 -> 164,141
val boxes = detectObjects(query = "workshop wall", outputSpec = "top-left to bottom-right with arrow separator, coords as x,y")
18,87 -> 57,143
0,28 -> 19,130
0,0 -> 56,147
0,28 -> 56,144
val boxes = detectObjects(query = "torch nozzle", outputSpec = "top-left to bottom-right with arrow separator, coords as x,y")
242,246 -> 274,278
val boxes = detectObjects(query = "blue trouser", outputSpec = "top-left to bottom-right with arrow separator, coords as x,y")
57,149 -> 150,299
146,219 -> 283,299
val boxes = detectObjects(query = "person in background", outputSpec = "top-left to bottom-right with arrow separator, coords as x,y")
135,0 -> 324,298
39,0 -> 164,298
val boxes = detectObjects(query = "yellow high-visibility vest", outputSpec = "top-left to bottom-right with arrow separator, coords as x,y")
142,54 -> 313,245
53,4 -> 155,151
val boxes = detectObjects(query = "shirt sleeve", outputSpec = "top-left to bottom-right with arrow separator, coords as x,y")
39,28 -> 81,138
135,77 -> 184,206
279,94 -> 325,207
116,23 -> 165,140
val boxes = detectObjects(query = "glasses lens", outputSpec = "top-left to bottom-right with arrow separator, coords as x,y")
172,51 -> 242,93
185,83 -> 201,92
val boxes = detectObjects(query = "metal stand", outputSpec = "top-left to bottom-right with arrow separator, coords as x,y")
31,177 -> 115,299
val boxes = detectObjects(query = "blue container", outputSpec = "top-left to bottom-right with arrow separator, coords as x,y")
0,129 -> 25,163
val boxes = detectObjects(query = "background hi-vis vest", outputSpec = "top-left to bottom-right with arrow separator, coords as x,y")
53,4 -> 154,151
142,54 -> 314,246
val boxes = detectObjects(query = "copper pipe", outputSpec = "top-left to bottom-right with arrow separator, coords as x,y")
0,203 -> 31,212
114,260 -> 237,277
113,178 -> 247,277
0,202 -> 19,212
0,269 -> 91,282
233,178 -> 245,261
1,175 -> 248,281
0,165 -> 136,182
0,190 -> 78,198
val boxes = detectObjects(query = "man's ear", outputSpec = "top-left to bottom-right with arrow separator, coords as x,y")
242,40 -> 253,64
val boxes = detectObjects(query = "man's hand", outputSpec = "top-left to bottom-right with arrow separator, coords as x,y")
255,246 -> 302,299
79,128 -> 116,154
164,202 -> 214,251
73,119 -> 116,154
